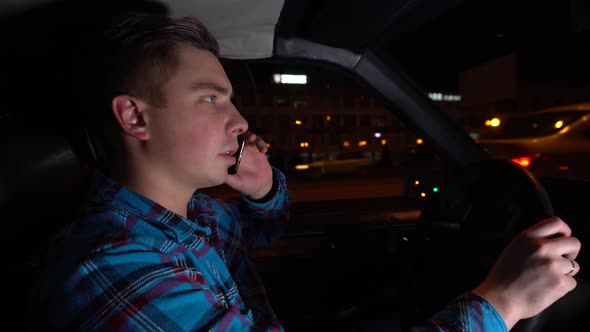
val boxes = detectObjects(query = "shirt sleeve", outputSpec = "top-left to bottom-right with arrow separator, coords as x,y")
217,167 -> 291,250
410,292 -> 508,332
45,244 -> 278,332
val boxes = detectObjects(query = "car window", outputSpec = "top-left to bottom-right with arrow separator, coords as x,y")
383,0 -> 590,181
201,61 -> 444,203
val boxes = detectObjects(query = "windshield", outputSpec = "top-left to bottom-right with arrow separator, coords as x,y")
383,0 -> 590,181
199,60 -> 441,204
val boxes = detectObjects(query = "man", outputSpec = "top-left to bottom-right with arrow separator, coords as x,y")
35,12 -> 289,331
34,11 -> 580,332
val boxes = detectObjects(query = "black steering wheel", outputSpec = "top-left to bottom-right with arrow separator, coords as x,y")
400,158 -> 589,332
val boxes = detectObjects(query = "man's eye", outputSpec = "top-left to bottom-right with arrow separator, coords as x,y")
203,96 -> 216,103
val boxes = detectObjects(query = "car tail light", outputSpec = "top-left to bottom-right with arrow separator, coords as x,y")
512,156 -> 532,167
511,154 -> 547,168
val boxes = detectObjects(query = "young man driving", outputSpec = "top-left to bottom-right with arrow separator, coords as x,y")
34,11 -> 581,332
35,12 -> 289,331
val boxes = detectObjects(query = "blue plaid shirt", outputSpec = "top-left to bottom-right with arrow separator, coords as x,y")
37,167 -> 290,331
417,292 -> 508,331
35,167 -> 506,331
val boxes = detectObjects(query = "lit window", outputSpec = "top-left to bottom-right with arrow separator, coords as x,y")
273,73 -> 307,84
428,92 -> 462,102
273,74 -> 281,84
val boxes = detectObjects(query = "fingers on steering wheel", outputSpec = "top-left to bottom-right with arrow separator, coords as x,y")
540,236 -> 581,259
526,217 -> 572,238
564,258 -> 580,277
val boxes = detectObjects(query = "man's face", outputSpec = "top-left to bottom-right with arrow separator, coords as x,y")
144,45 -> 248,190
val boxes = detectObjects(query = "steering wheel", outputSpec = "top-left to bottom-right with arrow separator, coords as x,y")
399,158 -> 589,332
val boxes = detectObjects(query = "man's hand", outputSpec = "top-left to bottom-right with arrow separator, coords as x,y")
473,216 -> 581,330
224,131 -> 273,199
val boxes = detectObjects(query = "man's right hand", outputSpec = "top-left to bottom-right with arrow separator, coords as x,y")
473,216 -> 581,330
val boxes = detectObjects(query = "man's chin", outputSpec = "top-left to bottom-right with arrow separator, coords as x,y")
200,172 -> 228,189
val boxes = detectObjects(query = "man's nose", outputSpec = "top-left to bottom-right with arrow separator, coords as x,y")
230,106 -> 248,134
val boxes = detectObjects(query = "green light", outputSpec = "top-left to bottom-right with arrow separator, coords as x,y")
432,187 -> 439,192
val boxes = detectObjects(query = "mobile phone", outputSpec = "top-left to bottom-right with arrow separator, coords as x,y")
227,135 -> 246,175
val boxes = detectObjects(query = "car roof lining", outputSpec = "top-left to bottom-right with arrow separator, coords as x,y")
276,0 -> 469,52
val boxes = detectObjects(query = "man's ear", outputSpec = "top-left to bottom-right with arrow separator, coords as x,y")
111,95 -> 150,140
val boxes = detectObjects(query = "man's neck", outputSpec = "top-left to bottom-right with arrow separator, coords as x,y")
113,163 -> 193,218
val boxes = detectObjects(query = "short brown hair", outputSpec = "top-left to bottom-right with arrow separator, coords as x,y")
103,12 -> 219,107
83,11 -> 219,167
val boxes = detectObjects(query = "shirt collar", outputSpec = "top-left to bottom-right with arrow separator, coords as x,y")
87,170 -> 212,239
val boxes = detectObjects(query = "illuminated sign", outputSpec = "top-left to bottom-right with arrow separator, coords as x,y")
273,74 -> 307,84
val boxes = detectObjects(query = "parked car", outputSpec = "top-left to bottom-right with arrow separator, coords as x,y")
3,0 -> 590,331
473,103 -> 590,181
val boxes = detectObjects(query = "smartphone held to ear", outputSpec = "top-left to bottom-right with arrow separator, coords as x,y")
227,135 -> 246,175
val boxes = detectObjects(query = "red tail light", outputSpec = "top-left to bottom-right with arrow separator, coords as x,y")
512,156 -> 532,167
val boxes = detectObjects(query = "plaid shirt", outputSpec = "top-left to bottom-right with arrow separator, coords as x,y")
418,292 -> 508,332
38,167 -> 290,331
36,167 -> 506,331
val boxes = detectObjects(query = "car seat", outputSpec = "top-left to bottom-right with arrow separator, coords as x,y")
0,112 -> 93,330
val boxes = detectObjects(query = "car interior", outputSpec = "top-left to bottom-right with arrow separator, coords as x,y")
2,0 -> 590,331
